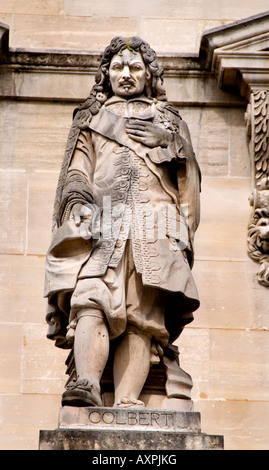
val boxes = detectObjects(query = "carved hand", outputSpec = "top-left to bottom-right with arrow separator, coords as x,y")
70,203 -> 93,239
126,119 -> 173,148
71,203 -> 92,226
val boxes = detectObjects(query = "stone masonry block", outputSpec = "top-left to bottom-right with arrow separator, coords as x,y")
194,177 -> 252,260
0,170 -> 27,254
11,15 -> 137,50
175,328 -> 210,401
64,0 -> 269,22
0,323 -> 22,394
140,19 -> 197,54
195,107 -> 230,176
0,254 -> 47,323
22,322 -> 67,395
196,400 -> 269,450
229,107 -> 251,177
1,394 -> 61,450
27,171 -> 59,255
178,327 -> 269,402
192,259 -> 268,330
208,329 -> 269,402
0,101 -> 72,171
0,0 -> 63,15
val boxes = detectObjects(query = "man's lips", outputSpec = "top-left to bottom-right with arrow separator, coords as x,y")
118,80 -> 135,87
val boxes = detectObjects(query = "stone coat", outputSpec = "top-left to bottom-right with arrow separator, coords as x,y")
44,96 -> 201,348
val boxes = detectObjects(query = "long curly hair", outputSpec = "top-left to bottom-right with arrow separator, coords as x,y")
73,36 -> 167,128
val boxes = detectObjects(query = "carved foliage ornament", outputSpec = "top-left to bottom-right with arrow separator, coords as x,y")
247,89 -> 269,286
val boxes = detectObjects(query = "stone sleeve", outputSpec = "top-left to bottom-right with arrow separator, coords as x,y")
60,130 -> 95,223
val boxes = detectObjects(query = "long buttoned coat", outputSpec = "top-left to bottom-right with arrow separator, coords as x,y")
44,96 -> 201,349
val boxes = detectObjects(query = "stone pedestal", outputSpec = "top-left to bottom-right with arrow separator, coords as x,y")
39,407 -> 224,450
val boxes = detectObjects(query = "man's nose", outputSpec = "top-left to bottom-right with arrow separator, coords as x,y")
121,65 -> 131,79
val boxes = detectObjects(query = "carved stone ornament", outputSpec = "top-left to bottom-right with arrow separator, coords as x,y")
246,89 -> 269,287
199,12 -> 269,287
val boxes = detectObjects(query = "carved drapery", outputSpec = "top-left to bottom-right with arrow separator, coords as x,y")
246,89 -> 269,287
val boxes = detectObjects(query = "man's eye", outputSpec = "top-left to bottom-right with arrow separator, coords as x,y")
112,64 -> 122,70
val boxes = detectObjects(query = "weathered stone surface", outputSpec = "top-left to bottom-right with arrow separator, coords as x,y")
22,323 -> 66,395
0,101 -> 72,171
0,0 -> 63,15
0,254 -> 47,322
58,406 -> 201,431
64,1 -> 269,22
195,107 -> 230,176
192,260 -> 269,330
27,171 -> 59,255
11,15 -> 137,51
0,171 -> 27,253
2,394 -> 60,450
178,327 -> 269,402
39,407 -> 224,450
194,177 -> 251,260
229,108 -> 251,177
39,427 -> 224,450
0,324 -> 22,393
196,400 -> 269,451
140,19 -> 197,53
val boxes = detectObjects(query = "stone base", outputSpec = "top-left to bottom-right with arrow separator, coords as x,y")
39,406 -> 224,450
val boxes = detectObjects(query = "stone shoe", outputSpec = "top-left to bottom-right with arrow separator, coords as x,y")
62,379 -> 102,407
115,396 -> 145,408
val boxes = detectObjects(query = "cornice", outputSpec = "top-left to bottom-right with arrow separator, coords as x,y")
199,11 -> 269,70
3,49 -> 203,78
199,12 -> 269,99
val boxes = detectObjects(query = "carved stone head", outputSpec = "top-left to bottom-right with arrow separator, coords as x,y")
95,36 -> 167,101
108,47 -> 150,98
73,37 -> 168,128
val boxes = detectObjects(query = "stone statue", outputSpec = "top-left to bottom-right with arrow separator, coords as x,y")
44,36 -> 201,409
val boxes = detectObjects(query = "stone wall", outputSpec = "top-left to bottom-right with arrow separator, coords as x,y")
1,0 -> 269,54
0,0 -> 269,450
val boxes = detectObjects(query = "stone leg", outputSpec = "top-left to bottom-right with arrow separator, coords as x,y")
62,313 -> 109,407
74,314 -> 110,386
113,326 -> 152,407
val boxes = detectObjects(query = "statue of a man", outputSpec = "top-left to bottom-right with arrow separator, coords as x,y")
44,36 -> 201,409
